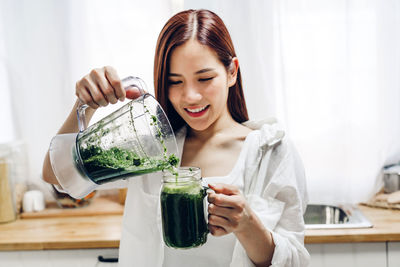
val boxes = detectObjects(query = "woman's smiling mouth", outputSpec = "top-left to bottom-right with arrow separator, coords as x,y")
184,105 -> 210,117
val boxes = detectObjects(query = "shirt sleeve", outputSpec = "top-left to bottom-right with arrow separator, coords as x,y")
231,123 -> 309,267
48,133 -> 128,199
259,139 -> 310,267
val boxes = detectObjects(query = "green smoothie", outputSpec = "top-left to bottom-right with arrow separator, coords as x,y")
160,182 -> 208,249
78,145 -> 179,184
76,99 -> 179,184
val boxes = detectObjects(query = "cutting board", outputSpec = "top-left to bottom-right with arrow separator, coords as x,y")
362,189 -> 400,210
20,196 -> 124,219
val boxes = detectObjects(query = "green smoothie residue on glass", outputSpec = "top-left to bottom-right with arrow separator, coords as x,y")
162,182 -> 202,195
78,100 -> 179,184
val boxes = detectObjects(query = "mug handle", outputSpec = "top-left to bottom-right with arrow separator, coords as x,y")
203,186 -> 215,197
203,185 -> 215,233
76,76 -> 147,132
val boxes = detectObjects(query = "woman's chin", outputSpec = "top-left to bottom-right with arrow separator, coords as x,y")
185,120 -> 211,132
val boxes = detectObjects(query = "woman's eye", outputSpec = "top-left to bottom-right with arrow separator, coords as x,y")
168,80 -> 182,85
199,77 -> 214,82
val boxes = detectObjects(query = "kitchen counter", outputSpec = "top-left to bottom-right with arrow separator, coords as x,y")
0,215 -> 122,250
1,201 -> 400,251
305,204 -> 400,244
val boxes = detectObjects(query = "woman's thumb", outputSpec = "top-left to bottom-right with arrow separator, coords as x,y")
125,87 -> 142,99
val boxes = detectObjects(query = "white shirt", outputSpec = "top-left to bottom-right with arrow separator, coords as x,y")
53,118 -> 310,267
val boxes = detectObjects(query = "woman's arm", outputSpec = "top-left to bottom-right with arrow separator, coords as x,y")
207,183 -> 275,267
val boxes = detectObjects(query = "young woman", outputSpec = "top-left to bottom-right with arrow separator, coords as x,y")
42,9 -> 309,267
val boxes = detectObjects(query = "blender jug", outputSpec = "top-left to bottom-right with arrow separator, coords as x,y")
49,76 -> 179,199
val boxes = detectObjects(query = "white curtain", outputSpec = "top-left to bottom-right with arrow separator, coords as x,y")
1,0 -> 399,204
0,0 -> 174,190
184,0 -> 400,204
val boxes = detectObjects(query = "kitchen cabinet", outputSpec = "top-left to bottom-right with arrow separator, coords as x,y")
305,242 -> 387,267
0,248 -> 118,267
0,244 -> 393,267
388,242 -> 400,266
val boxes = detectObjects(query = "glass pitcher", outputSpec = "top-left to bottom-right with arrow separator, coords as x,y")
160,167 -> 209,249
74,77 -> 178,185
49,77 -> 179,198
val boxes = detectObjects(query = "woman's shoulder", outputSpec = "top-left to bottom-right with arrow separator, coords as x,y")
242,117 -> 286,149
242,119 -> 307,205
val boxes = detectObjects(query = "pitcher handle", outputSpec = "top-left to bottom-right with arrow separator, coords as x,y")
77,76 -> 147,132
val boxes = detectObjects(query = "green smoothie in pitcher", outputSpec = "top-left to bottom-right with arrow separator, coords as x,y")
160,167 -> 208,249
74,92 -> 180,185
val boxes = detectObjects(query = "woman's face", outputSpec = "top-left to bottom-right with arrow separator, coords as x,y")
167,39 -> 236,131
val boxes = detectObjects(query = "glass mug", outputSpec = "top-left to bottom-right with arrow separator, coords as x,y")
160,167 -> 209,249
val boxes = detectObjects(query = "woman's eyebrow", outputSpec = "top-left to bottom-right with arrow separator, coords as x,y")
168,68 -> 215,77
195,68 -> 215,74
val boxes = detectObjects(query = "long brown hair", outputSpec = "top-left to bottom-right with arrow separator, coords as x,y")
154,9 -> 248,131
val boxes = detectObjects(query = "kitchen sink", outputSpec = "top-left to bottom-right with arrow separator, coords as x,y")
304,204 -> 373,229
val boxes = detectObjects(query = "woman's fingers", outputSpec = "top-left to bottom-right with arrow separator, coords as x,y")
76,65 -> 146,106
208,192 -> 244,210
105,66 -> 145,100
75,66 -> 128,109
84,77 -> 108,107
76,80 -> 100,109
80,87 -> 99,109
208,183 -> 240,196
105,66 -> 125,101
208,193 -> 233,208
91,69 -> 118,104
209,203 -> 237,218
208,204 -> 242,229
208,213 -> 229,225
208,214 -> 230,236
126,87 -> 142,99
208,224 -> 227,236
207,183 -> 252,234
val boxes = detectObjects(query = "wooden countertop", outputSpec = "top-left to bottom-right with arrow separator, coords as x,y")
1,199 -> 400,251
0,197 -> 123,251
0,215 -> 122,250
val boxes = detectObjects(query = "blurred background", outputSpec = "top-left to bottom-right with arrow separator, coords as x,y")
1,0 -> 399,204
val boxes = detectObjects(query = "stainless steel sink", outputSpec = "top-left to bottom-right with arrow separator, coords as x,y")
304,204 -> 373,229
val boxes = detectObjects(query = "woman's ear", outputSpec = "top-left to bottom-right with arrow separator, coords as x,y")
227,57 -> 239,87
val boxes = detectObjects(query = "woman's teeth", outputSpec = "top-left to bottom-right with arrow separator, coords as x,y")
186,105 -> 208,113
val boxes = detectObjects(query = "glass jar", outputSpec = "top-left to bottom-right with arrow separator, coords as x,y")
160,167 -> 208,249
0,156 -> 16,223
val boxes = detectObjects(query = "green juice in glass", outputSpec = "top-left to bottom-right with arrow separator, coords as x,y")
161,167 -> 208,249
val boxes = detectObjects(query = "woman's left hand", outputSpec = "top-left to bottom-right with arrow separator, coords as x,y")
207,183 -> 254,236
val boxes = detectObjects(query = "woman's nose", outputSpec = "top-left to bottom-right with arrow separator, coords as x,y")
182,85 -> 202,103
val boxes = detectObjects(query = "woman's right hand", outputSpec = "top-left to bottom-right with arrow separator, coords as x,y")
75,66 -> 142,109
